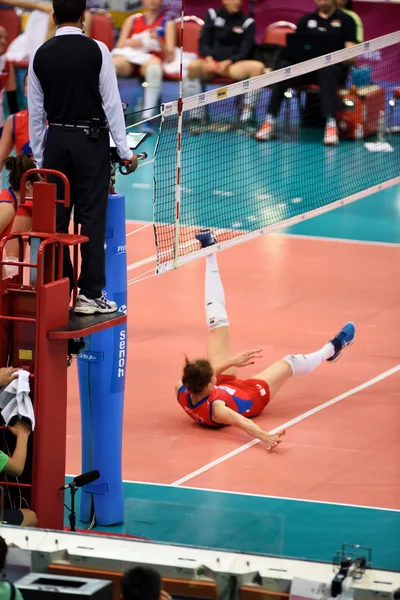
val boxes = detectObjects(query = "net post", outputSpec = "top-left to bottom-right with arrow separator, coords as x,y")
172,0 -> 185,270
173,97 -> 183,269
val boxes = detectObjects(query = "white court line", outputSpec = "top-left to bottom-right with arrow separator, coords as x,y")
171,365 -> 400,486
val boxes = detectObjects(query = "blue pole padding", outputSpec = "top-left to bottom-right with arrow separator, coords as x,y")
77,193 -> 127,526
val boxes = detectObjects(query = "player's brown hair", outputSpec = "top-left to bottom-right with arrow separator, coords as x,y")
182,357 -> 214,394
4,153 -> 39,192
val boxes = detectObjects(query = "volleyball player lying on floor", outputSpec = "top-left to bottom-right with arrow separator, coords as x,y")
175,230 -> 355,451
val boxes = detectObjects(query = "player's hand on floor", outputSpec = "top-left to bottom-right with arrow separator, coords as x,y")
233,349 -> 262,367
261,430 -> 286,452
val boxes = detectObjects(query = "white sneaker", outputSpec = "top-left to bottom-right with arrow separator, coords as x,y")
75,294 -> 118,315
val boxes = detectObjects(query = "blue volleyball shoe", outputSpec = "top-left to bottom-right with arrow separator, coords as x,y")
195,229 -> 216,248
327,322 -> 356,362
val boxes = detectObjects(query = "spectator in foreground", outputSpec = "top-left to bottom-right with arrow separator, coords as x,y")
0,536 -> 24,599
121,566 -> 171,600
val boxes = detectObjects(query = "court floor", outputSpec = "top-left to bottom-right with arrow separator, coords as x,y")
65,121 -> 400,572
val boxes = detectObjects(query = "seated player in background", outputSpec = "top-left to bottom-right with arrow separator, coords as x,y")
175,229 -> 355,450
112,0 -> 176,133
183,0 -> 265,132
0,74 -> 31,165
0,26 -> 19,138
0,74 -> 34,269
121,566 -> 172,600
256,0 -> 358,145
0,367 -> 38,527
337,0 -> 364,43
0,154 -> 39,278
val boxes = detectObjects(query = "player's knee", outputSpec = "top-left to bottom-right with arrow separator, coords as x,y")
20,509 -> 38,528
206,300 -> 229,330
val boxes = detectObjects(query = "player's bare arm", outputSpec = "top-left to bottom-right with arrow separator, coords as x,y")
211,401 -> 285,451
214,349 -> 263,376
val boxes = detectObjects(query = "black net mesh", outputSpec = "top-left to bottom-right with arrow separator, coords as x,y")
153,35 -> 400,273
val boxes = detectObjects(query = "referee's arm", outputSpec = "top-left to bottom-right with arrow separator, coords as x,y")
28,52 -> 47,168
97,41 -> 137,173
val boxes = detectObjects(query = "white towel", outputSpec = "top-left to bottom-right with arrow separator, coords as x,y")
0,370 -> 35,431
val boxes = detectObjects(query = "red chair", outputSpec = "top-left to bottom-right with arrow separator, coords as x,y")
263,21 -> 297,46
174,15 -> 204,54
164,16 -> 203,81
0,8 -> 21,47
88,9 -> 115,52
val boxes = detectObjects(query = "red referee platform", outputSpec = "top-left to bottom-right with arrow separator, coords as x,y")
0,170 -> 126,530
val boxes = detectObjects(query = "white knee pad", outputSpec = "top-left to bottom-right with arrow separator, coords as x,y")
206,300 -> 229,330
145,61 -> 163,87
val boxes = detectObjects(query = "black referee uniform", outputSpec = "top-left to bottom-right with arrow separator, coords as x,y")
28,2 -> 136,314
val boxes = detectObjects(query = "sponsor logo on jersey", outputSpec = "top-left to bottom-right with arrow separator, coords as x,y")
331,19 -> 342,28
307,19 -> 318,28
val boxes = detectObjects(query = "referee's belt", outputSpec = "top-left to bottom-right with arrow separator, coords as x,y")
49,120 -> 108,130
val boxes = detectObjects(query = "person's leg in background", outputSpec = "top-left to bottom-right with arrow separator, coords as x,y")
182,59 -> 216,133
72,128 -> 114,313
317,64 -> 349,145
255,59 -> 295,140
223,60 -> 266,126
139,56 -> 163,134
42,127 -> 75,294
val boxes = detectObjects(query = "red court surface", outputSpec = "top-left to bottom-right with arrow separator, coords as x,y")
66,224 -> 400,510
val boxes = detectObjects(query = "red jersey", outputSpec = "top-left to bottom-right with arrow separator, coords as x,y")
130,13 -> 167,58
177,374 -> 270,428
12,109 -> 32,156
0,57 -> 11,128
0,188 -> 17,238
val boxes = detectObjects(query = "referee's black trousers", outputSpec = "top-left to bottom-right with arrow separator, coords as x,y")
43,127 -> 110,299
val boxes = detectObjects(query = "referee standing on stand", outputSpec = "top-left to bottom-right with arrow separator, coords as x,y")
28,0 -> 138,314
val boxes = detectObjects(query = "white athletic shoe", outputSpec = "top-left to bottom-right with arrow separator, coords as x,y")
75,294 -> 118,315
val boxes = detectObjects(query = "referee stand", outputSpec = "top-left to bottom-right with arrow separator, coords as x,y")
0,167 -> 127,530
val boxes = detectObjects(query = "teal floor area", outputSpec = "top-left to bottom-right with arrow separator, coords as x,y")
65,481 -> 400,572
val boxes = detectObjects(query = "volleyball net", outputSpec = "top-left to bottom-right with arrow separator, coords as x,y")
152,32 -> 400,275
